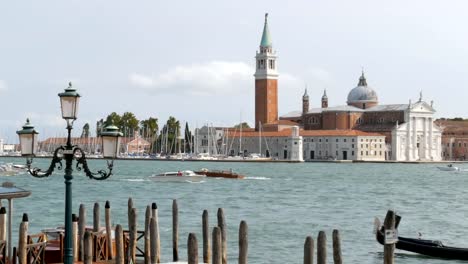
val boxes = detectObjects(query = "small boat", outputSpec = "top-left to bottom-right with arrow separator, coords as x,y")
195,168 -> 245,179
149,170 -> 205,182
0,163 -> 24,176
437,164 -> 460,171
375,212 -> 468,260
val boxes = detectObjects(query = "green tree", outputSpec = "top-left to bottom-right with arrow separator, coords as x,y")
184,122 -> 193,153
120,112 -> 140,137
140,117 -> 159,153
157,116 -> 180,154
105,112 -> 122,127
234,122 -> 250,129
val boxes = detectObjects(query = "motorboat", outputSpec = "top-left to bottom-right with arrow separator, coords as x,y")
437,164 -> 460,171
149,170 -> 206,182
375,211 -> 468,260
0,163 -> 24,176
195,168 -> 245,179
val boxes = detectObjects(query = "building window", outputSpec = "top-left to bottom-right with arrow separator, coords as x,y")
352,151 -> 355,156
352,144 -> 354,148
319,139 -> 322,142
361,151 -> 363,156
326,139 -> 328,142
366,151 -> 369,155
352,139 -> 355,142
336,151 -> 338,155
459,143 -> 462,147
344,139 -> 347,142
336,139 -> 339,142
380,151 -> 382,156
311,139 -> 314,142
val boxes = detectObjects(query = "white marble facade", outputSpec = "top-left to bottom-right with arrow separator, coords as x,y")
392,101 -> 442,161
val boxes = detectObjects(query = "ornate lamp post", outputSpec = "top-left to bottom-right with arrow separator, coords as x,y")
16,82 -> 122,264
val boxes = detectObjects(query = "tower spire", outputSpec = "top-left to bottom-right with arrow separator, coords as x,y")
260,13 -> 272,47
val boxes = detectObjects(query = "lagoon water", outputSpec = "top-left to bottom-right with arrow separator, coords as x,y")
1,157 -> 468,263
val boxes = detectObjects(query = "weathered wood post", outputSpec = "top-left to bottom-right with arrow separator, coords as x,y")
188,233 -> 198,264
202,210 -> 211,264
18,214 -> 28,264
115,224 -> 124,264
212,227 -> 222,264
0,207 -> 6,241
93,202 -> 100,232
128,197 -> 133,230
238,221 -> 248,264
152,203 -> 160,263
317,231 -> 326,264
79,203 -> 86,261
150,217 -> 158,264
172,199 -> 179,262
84,231 -> 93,264
332,230 -> 342,264
304,236 -> 314,264
144,205 -> 151,264
217,208 -> 227,264
383,210 -> 396,264
129,207 -> 137,264
105,201 -> 113,260
72,214 -> 79,261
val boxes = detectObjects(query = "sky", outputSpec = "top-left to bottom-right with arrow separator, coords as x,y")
1,0 -> 468,141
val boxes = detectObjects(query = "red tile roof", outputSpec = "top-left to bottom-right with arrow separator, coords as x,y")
226,129 -> 384,138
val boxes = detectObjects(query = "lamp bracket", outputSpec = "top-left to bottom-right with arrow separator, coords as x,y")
27,146 -> 64,177
73,148 -> 113,180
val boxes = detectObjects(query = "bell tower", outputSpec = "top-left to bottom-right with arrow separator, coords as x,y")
254,13 -> 278,131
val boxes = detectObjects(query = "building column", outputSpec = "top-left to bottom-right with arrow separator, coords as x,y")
412,116 -> 418,160
406,117 -> 411,161
423,117 -> 428,160
429,117 -> 433,160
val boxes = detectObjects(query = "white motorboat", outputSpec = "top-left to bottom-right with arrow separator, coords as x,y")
149,170 -> 206,182
0,163 -> 24,176
437,165 -> 460,171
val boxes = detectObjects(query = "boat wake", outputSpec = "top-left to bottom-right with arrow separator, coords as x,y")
245,176 -> 271,180
121,178 -> 148,182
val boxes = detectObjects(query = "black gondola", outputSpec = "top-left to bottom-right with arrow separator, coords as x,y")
375,214 -> 468,260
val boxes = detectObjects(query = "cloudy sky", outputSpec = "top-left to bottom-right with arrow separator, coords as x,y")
1,0 -> 468,141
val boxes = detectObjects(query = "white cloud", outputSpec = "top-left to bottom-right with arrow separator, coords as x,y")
129,61 -> 255,96
0,80 -> 8,93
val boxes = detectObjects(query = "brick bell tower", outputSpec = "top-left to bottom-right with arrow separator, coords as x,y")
254,13 -> 278,131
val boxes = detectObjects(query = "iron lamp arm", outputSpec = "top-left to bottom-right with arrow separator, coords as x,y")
26,146 -> 64,178
74,148 -> 113,180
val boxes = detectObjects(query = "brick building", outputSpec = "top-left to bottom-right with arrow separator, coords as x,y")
436,120 -> 468,160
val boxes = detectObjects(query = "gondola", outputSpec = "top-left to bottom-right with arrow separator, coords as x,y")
375,213 -> 468,260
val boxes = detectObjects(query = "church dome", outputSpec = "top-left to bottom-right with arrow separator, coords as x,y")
347,72 -> 378,105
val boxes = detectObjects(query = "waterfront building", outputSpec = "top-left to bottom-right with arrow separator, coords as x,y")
282,74 -> 442,161
193,125 -> 226,155
436,119 -> 468,160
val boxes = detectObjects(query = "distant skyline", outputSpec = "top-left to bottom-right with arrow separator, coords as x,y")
2,1 -> 468,141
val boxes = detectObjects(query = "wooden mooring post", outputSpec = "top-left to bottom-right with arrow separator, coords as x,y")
188,233 -> 198,264
129,207 -> 137,264
72,214 -> 79,261
173,199 -> 179,262
93,202 -> 100,232
151,202 -> 160,263
212,227 -> 222,264
203,210 -> 211,264
303,236 -> 313,264
105,201 -> 113,260
317,231 -> 326,264
150,217 -> 158,264
115,224 -> 124,264
383,210 -> 396,264
144,205 -> 151,264
0,207 -> 6,241
18,214 -> 28,264
332,229 -> 342,264
238,221 -> 248,264
83,231 -> 93,264
217,208 -> 227,264
78,203 -> 86,261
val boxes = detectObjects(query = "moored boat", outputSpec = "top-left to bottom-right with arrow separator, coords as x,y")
149,170 -> 205,182
375,212 -> 468,260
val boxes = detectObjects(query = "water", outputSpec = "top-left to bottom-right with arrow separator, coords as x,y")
1,157 -> 468,263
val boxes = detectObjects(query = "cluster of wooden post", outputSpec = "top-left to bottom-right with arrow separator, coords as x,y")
303,229 -> 343,264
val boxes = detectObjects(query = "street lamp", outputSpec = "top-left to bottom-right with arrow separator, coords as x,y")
16,82 -> 122,264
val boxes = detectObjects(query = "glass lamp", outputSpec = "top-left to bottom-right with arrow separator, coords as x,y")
16,118 -> 39,156
58,82 -> 81,120
101,125 -> 123,158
